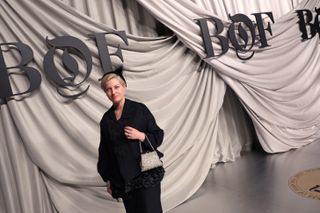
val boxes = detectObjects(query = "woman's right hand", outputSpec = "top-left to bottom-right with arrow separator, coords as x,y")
106,182 -> 112,195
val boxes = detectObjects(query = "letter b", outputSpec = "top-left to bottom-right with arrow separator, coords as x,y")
0,42 -> 41,99
296,9 -> 319,40
196,17 -> 229,58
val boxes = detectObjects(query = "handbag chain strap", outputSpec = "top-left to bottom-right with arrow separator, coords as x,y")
139,135 -> 156,153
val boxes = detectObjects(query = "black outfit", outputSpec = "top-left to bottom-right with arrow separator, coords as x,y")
97,99 -> 164,213
122,183 -> 162,213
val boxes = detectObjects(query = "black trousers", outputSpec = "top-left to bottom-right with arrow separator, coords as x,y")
122,184 -> 162,213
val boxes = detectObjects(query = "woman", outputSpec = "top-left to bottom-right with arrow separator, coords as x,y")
97,67 -> 165,213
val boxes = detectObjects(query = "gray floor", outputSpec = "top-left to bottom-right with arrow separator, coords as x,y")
168,141 -> 320,213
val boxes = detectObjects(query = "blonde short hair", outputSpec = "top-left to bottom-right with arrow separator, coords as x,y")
100,73 -> 127,91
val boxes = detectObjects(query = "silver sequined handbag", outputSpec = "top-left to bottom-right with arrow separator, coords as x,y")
139,136 -> 163,172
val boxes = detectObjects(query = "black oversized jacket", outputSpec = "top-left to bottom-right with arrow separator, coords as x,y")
97,99 -> 164,190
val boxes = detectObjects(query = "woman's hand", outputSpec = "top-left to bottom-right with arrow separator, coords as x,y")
106,181 -> 112,195
124,126 -> 145,141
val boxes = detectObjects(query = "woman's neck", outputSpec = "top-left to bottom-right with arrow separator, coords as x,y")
114,98 -> 125,111
114,99 -> 125,120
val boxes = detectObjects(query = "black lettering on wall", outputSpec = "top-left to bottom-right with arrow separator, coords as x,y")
196,12 -> 274,60
296,8 -> 320,40
195,17 -> 229,58
43,36 -> 92,98
91,31 -> 128,75
0,42 -> 41,99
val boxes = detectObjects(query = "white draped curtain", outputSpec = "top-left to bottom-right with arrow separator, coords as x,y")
137,0 -> 320,153
1,0 -> 318,213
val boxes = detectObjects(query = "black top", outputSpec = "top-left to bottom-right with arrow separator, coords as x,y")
97,99 -> 164,198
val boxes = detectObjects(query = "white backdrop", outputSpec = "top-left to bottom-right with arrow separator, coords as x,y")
1,0 -> 318,213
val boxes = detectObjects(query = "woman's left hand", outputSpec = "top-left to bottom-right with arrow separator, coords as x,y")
124,126 -> 145,141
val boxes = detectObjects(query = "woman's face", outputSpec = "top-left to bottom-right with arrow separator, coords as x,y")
104,77 -> 126,105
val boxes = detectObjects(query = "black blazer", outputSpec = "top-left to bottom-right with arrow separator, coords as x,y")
97,99 -> 164,187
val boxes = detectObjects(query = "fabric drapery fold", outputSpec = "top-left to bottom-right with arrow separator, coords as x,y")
137,0 -> 320,153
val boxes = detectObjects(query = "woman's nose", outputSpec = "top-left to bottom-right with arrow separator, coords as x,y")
111,88 -> 116,95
